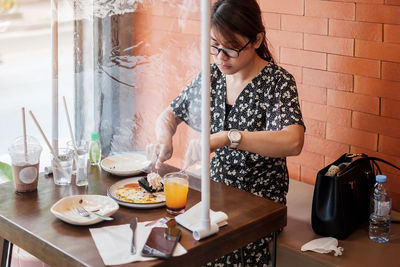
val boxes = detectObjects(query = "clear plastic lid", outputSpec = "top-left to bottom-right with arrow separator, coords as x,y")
8,136 -> 42,165
376,174 -> 387,183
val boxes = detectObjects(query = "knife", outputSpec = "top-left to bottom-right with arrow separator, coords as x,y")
130,217 -> 138,254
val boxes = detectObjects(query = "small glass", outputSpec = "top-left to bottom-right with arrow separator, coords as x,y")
163,172 -> 189,215
52,148 -> 73,186
68,140 -> 89,186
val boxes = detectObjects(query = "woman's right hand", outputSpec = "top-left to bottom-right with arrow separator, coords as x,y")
146,142 -> 173,170
146,107 -> 181,170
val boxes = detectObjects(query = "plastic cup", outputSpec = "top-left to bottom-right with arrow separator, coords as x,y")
52,148 -> 73,186
163,172 -> 189,215
67,140 -> 89,186
8,136 -> 42,192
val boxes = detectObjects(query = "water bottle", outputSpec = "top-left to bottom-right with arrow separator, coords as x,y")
369,174 -> 391,243
89,131 -> 101,166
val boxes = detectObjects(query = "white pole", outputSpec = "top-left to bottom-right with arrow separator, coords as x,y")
200,0 -> 211,231
51,0 -> 59,152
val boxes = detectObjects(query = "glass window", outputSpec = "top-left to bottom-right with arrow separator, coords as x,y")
1,0 -> 203,178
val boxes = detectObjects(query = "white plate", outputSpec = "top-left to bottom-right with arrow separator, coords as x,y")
101,152 -> 151,176
107,177 -> 165,209
50,195 -> 119,225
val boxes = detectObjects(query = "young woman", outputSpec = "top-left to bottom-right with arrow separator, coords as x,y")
147,0 -> 305,265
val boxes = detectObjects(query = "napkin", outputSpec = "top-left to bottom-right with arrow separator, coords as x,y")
301,237 -> 343,256
89,221 -> 187,265
175,202 -> 228,240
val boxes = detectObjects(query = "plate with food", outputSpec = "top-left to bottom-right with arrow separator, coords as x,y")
50,195 -> 119,225
107,173 -> 165,209
101,152 -> 151,176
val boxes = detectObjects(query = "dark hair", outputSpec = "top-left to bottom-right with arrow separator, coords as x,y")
211,0 -> 274,62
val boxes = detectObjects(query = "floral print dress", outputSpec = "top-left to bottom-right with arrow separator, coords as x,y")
170,62 -> 305,266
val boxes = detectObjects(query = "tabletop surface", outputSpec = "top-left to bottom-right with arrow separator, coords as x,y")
0,165 -> 286,267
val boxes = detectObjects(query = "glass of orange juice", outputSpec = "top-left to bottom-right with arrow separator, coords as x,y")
163,172 -> 189,215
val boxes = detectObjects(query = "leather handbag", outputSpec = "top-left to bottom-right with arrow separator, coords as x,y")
311,153 -> 400,239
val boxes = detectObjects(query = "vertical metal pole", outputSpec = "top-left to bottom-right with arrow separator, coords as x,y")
51,0 -> 59,152
1,240 -> 12,267
200,0 -> 211,231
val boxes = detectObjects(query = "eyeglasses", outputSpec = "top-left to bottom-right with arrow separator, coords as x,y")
210,39 -> 251,58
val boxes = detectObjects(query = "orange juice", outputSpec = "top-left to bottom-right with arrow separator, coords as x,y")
164,172 -> 189,214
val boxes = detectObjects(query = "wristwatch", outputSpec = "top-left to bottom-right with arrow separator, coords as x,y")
228,129 -> 241,149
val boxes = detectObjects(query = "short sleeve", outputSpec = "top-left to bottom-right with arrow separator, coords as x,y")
277,73 -> 305,130
170,72 -> 202,131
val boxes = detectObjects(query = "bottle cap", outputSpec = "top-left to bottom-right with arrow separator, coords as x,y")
91,131 -> 99,141
376,174 -> 387,182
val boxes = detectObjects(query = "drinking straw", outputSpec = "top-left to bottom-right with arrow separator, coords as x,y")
62,96 -> 78,158
29,110 -> 69,178
22,107 -> 28,162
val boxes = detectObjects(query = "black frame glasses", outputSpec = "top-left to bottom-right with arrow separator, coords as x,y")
210,39 -> 252,58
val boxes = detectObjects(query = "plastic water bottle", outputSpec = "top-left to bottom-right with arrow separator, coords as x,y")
89,131 -> 101,166
369,174 -> 391,243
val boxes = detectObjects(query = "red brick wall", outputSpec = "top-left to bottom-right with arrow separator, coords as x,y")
131,1 -> 202,168
132,0 -> 400,208
259,0 -> 400,209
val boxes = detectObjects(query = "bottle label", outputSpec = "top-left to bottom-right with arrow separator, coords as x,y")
374,199 -> 391,217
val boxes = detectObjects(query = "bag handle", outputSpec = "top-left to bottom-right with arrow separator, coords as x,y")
364,156 -> 400,172
345,153 -> 400,173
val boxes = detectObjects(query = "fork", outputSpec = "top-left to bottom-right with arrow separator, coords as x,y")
75,206 -> 114,221
144,216 -> 171,227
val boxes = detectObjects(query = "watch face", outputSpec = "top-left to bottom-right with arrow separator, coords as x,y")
230,131 -> 241,142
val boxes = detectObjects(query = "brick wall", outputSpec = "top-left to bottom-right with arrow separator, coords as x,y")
259,0 -> 400,208
131,1 -> 202,168
131,0 -> 400,207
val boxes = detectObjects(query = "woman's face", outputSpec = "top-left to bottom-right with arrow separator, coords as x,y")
210,30 -> 258,75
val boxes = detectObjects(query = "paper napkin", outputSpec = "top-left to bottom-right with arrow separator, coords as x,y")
89,221 -> 187,266
301,237 -> 344,256
175,202 -> 228,240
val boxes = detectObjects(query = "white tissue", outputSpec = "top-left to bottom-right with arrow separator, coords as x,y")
193,223 -> 219,240
175,202 -> 228,240
301,237 -> 343,256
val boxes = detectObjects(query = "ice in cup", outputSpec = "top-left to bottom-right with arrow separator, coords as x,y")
163,172 -> 189,215
67,140 -> 89,186
52,148 -> 73,186
8,136 -> 42,192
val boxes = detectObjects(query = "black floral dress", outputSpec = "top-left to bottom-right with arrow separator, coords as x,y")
170,62 -> 305,266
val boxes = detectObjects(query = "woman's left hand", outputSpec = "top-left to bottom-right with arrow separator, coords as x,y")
183,139 -> 202,170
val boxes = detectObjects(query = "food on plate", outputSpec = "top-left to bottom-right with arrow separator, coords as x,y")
147,172 -> 163,191
115,182 -> 165,204
138,172 -> 163,193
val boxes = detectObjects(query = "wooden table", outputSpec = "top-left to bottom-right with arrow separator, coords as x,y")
0,165 -> 286,267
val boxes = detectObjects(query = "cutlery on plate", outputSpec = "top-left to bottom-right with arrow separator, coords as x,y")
130,217 -> 138,254
75,206 -> 114,221
144,216 -> 171,227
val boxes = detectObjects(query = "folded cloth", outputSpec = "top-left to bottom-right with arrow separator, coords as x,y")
89,221 -> 187,265
175,202 -> 228,240
301,237 -> 343,256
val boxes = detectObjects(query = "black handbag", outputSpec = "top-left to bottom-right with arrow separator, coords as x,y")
311,153 -> 400,239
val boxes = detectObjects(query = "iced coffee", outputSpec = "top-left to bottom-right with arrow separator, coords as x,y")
8,136 -> 42,192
